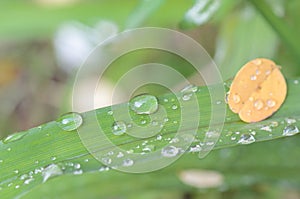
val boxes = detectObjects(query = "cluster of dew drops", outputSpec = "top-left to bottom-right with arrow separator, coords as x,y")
1,80 -> 300,191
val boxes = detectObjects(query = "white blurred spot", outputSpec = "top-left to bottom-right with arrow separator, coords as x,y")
54,21 -> 118,73
178,169 -> 224,189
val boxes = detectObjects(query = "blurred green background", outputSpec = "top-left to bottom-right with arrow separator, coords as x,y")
1,0 -> 300,198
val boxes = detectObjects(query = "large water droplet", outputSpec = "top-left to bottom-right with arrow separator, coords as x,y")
112,121 -> 127,135
3,131 -> 27,143
232,94 -> 240,103
56,112 -> 83,131
282,125 -> 299,136
237,134 -> 255,145
161,146 -> 179,157
129,94 -> 158,115
254,99 -> 264,110
42,164 -> 63,183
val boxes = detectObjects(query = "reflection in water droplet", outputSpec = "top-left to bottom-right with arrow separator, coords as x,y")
266,99 -> 276,108
3,131 -> 27,144
122,159 -> 134,167
282,125 -> 299,136
254,100 -> 264,110
181,84 -> 198,93
233,94 -> 240,103
102,157 -> 112,165
171,104 -> 178,110
161,146 -> 179,157
129,94 -> 158,114
42,164 -> 63,183
112,121 -> 127,135
182,94 -> 192,101
255,69 -> 261,75
285,118 -> 296,124
142,145 -> 155,153
250,75 -> 257,81
238,134 -> 255,144
260,125 -> 272,132
56,112 -> 83,131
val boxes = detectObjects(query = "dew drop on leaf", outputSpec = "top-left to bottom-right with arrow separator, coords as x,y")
237,134 -> 256,145
282,125 -> 299,136
112,121 -> 127,135
3,131 -> 27,144
161,146 -> 179,157
122,159 -> 134,167
42,164 -> 63,183
56,112 -> 83,131
129,94 -> 158,115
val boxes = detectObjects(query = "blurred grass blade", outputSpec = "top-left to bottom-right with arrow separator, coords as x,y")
125,0 -> 165,28
181,0 -> 221,29
248,0 -> 300,65
1,78 -> 300,198
214,6 -> 279,80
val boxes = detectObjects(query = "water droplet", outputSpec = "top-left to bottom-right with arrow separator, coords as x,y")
123,159 -> 134,167
129,94 -> 158,115
285,118 -> 296,124
189,145 -> 202,153
117,152 -> 124,158
266,99 -> 276,108
15,185 -> 20,189
230,136 -> 236,141
107,110 -> 113,115
112,121 -> 127,136
51,156 -> 57,161
42,164 -> 63,183
255,69 -> 261,75
182,93 -> 192,101
101,157 -> 112,165
238,134 -> 255,144
181,84 -> 198,93
56,112 -> 83,131
0,160 -> 3,163
142,145 -> 155,153
73,170 -> 83,175
74,163 -> 81,169
163,98 -> 168,103
233,94 -> 240,103
254,99 -> 264,110
151,120 -> 158,126
161,146 -> 179,157
250,75 -> 257,80
282,125 -> 299,136
140,119 -> 147,125
216,100 -> 222,105
171,104 -> 178,110
260,125 -> 272,132
3,131 -> 27,143
156,135 -> 162,140
24,178 -> 34,185
14,170 -> 19,174
7,147 -> 11,152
